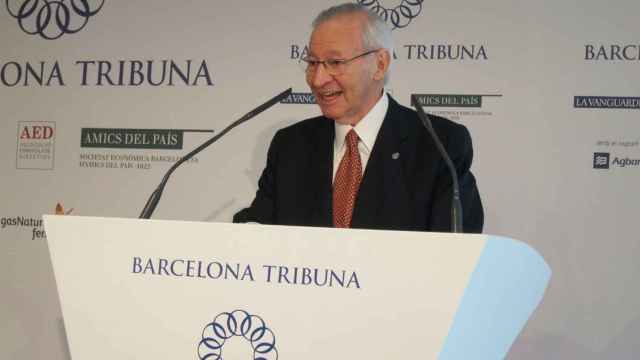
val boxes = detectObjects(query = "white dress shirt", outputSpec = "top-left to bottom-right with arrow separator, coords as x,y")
333,93 -> 389,182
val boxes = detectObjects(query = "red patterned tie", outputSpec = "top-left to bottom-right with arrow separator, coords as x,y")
333,129 -> 363,228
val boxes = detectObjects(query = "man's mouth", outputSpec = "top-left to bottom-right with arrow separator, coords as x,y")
317,90 -> 342,102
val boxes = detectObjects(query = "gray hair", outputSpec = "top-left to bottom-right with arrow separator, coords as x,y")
312,3 -> 394,84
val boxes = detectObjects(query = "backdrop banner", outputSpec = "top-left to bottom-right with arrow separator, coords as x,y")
1,1 -> 639,359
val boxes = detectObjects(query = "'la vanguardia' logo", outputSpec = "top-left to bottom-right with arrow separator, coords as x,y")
574,96 -> 640,110
6,0 -> 105,40
198,310 -> 278,360
280,91 -> 316,105
356,0 -> 424,30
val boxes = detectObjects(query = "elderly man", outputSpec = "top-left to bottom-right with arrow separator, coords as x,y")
234,3 -> 483,232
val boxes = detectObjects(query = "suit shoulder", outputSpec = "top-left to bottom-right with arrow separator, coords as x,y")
273,115 -> 332,142
392,99 -> 469,137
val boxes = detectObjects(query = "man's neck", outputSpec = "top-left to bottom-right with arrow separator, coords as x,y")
344,89 -> 384,126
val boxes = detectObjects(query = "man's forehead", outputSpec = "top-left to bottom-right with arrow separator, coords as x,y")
308,14 -> 365,57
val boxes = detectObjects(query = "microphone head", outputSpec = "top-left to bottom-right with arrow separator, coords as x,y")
410,94 -> 419,108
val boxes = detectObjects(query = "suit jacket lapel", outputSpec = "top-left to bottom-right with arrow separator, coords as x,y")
351,97 -> 410,229
307,118 -> 334,227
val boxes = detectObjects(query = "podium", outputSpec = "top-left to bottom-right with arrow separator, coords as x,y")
44,215 -> 550,360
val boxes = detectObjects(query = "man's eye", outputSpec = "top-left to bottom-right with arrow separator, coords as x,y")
326,59 -> 343,67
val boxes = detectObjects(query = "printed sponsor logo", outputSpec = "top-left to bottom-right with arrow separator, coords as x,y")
290,2 -> 489,63
280,92 -> 316,104
0,216 -> 45,240
81,128 -> 185,150
596,139 -> 639,148
198,310 -> 278,360
0,203 -> 70,241
593,152 -> 640,170
16,121 -> 55,170
411,93 -> 502,120
593,152 -> 610,169
584,44 -> 640,61
356,0 -> 424,30
290,43 -> 487,62
5,0 -> 105,40
413,94 -> 484,108
611,157 -> 640,168
55,203 -> 74,215
0,59 -> 214,87
78,128 -> 212,170
574,96 -> 640,110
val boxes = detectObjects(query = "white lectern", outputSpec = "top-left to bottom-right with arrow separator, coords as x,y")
44,215 -> 550,360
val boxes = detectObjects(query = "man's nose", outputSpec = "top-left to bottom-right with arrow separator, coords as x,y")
307,63 -> 333,88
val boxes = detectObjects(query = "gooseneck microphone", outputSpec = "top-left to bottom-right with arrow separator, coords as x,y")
139,88 -> 293,219
410,94 -> 463,233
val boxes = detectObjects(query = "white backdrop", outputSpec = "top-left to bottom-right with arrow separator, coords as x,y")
1,1 -> 639,359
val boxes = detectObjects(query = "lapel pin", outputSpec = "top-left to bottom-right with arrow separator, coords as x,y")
391,152 -> 400,160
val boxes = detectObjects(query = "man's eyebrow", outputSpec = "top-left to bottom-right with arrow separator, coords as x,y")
306,49 -> 345,59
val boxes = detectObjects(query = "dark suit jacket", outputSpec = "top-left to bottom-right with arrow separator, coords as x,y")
234,96 -> 483,233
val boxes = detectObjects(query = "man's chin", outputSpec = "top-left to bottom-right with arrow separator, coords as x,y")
319,111 -> 346,124
319,107 -> 342,121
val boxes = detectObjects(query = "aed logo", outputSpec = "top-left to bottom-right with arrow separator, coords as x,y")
16,121 -> 56,170
19,124 -> 54,139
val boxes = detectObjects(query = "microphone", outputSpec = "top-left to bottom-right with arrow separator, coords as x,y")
139,87 -> 293,219
410,94 -> 464,233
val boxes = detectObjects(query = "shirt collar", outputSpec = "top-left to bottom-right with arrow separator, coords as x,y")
334,93 -> 389,153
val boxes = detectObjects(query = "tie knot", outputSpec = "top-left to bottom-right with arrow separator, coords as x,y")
346,129 -> 359,149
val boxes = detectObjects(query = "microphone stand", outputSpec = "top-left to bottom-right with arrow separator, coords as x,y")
411,94 -> 464,233
139,88 -> 293,219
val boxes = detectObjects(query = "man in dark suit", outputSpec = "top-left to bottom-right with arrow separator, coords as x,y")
234,3 -> 483,232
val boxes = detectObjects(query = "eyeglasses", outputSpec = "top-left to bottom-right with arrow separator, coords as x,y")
300,49 -> 380,75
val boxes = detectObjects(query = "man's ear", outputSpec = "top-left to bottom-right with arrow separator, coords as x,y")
373,49 -> 391,81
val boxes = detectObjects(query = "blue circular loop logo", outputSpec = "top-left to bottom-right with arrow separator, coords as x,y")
198,310 -> 278,360
6,0 -> 105,40
357,0 -> 424,30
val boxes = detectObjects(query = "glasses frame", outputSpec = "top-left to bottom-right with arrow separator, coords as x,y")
301,49 -> 381,76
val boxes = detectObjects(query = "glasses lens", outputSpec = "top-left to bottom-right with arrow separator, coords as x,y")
324,60 -> 341,75
297,58 -> 344,75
